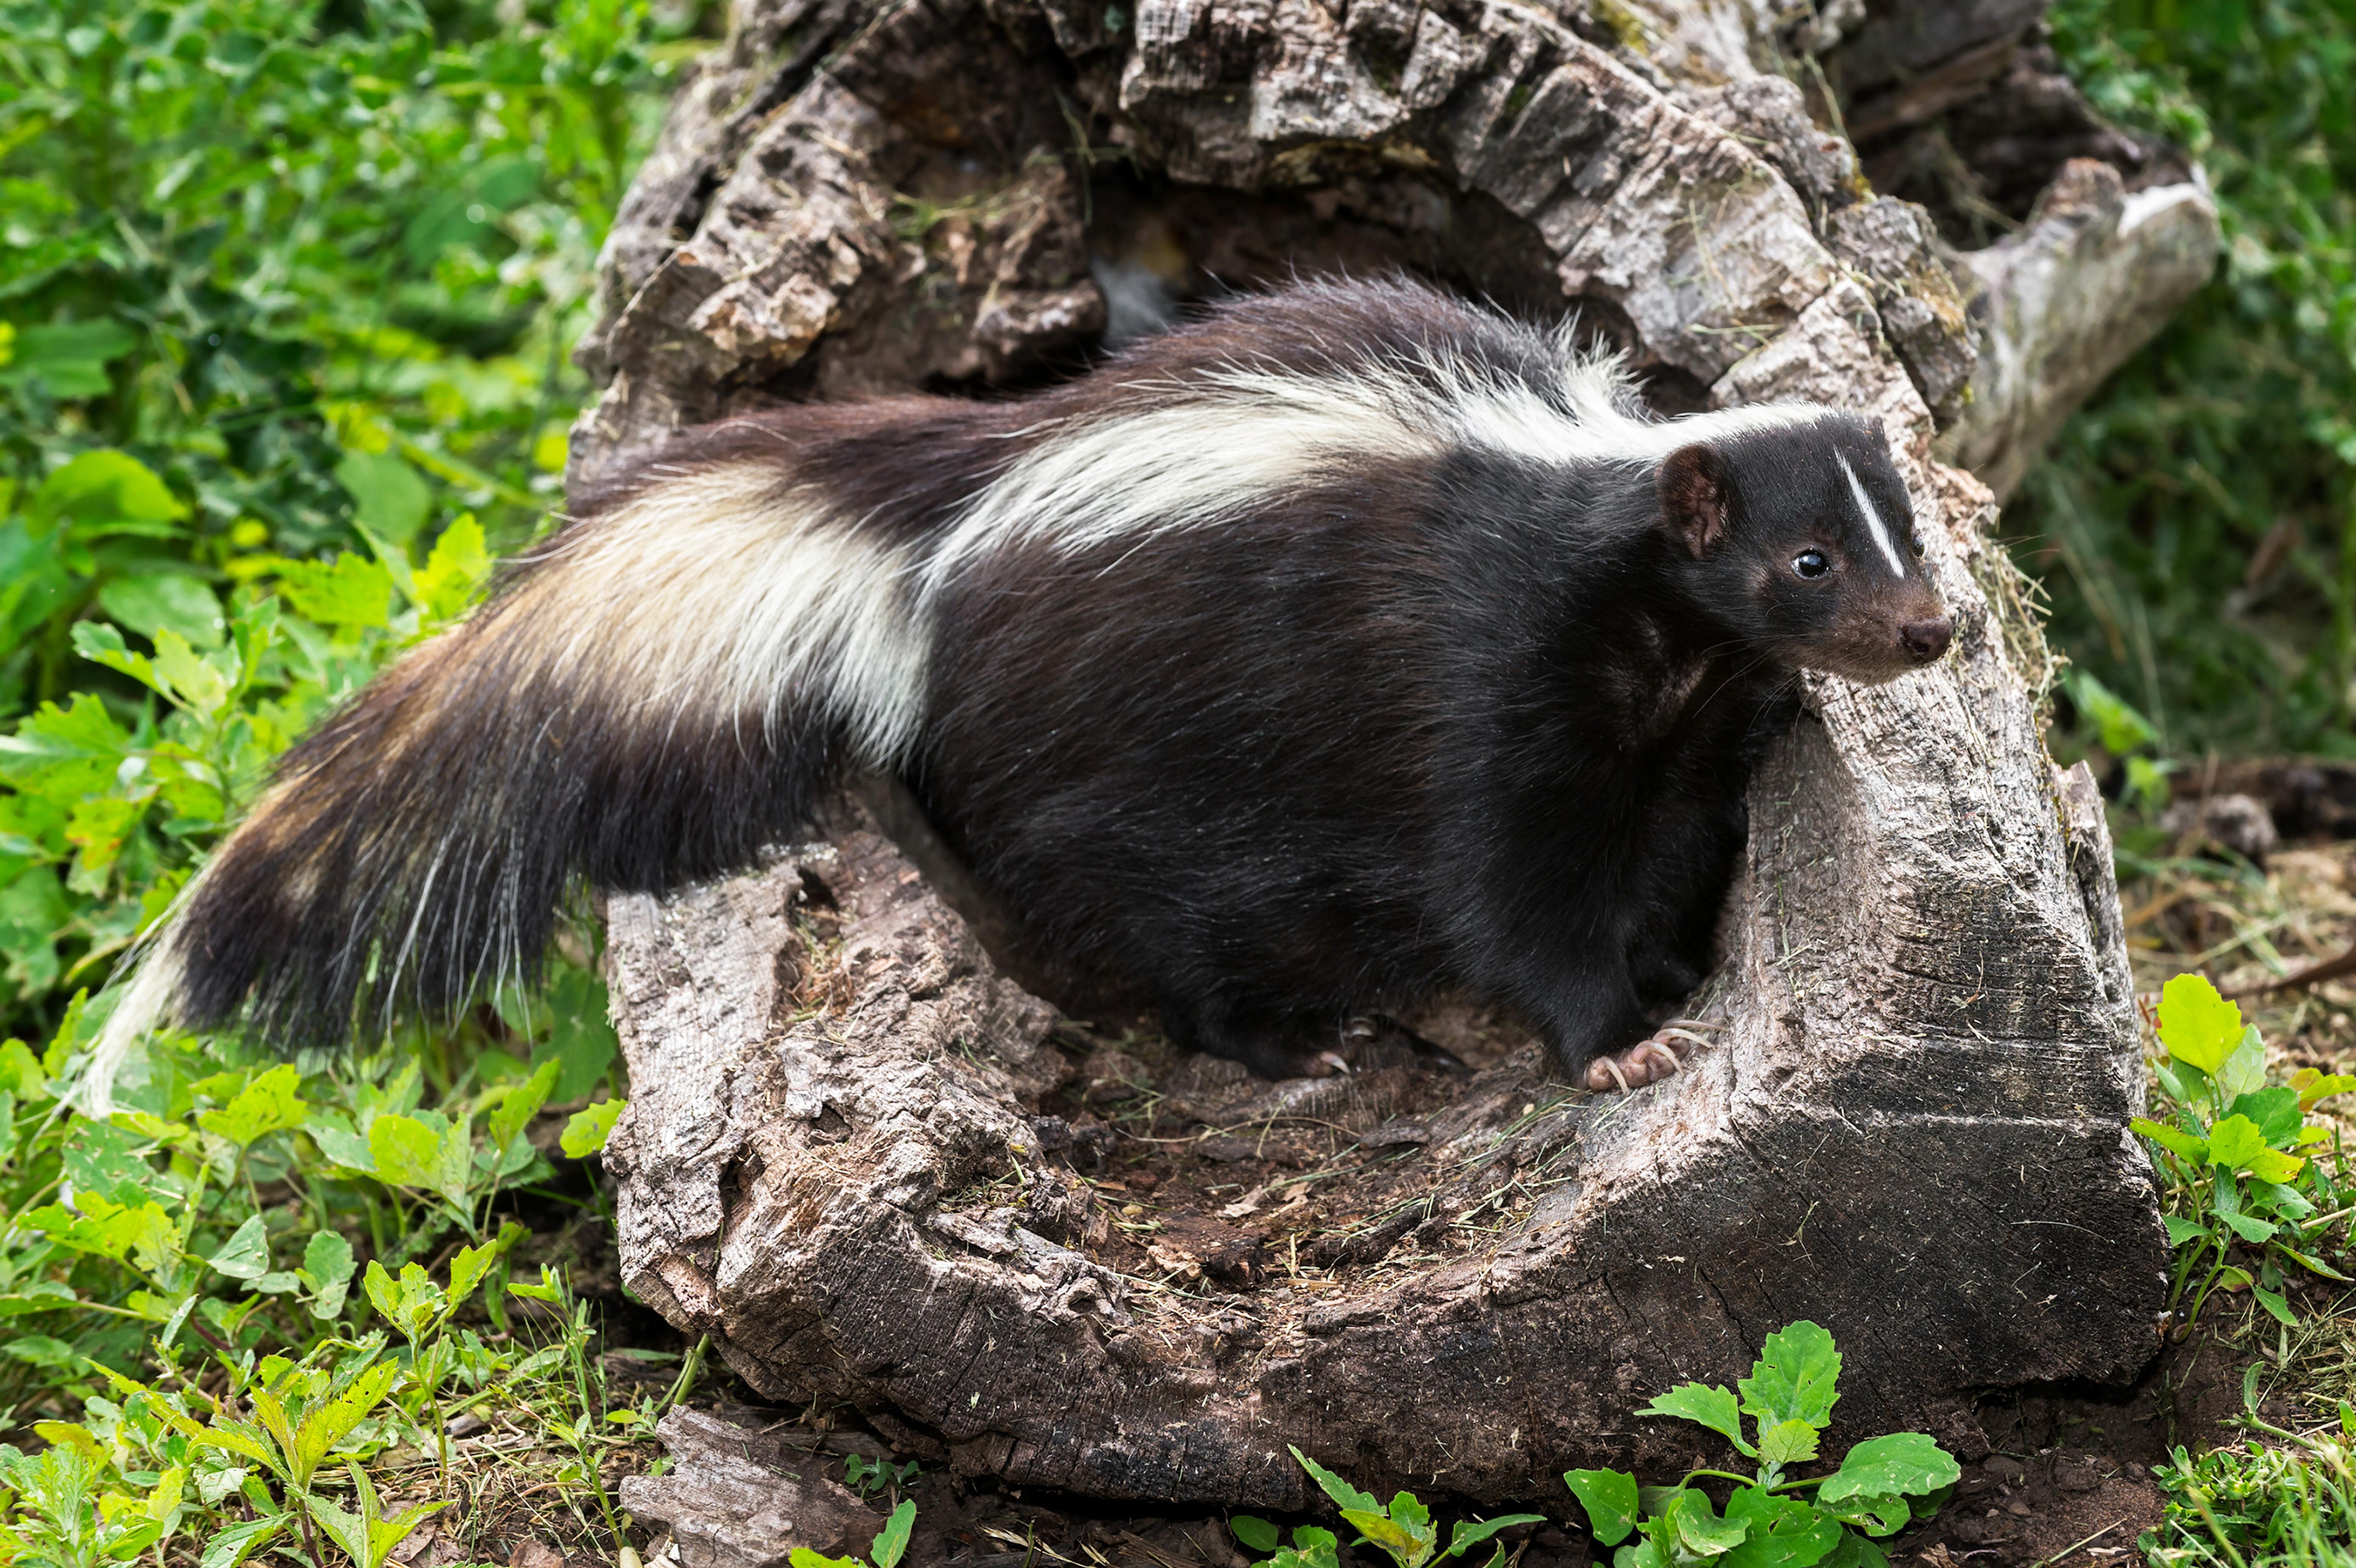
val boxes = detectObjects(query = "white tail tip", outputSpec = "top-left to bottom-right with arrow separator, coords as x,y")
79,942 -> 184,1118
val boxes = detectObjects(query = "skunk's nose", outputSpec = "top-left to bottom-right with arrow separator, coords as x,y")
1900,615 -> 1954,664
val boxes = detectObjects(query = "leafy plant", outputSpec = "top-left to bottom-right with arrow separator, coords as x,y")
0,0 -> 684,1554
842,1452 -> 920,1501
789,1498 -> 917,1568
2144,1366 -> 2356,1565
1230,1451 -> 1542,1568
1562,1321 -> 1960,1568
306,1461 -> 448,1568
2131,973 -> 2354,1331
2067,670 -> 2174,819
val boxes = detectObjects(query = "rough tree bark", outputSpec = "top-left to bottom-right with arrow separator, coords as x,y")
575,0 -> 2216,1510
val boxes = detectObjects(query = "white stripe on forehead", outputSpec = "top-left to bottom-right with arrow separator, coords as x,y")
1835,449 -> 1908,577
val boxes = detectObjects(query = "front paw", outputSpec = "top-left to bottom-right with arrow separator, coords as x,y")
1583,1036 -> 1684,1093
1581,1019 -> 1723,1093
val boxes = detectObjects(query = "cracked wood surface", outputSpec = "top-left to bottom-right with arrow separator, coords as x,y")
581,0 -> 2181,1508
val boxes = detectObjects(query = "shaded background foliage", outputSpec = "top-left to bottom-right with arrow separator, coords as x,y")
0,0 -> 698,1042
2033,0 -> 2356,757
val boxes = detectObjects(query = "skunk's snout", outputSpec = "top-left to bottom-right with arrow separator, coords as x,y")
1900,615 -> 1954,664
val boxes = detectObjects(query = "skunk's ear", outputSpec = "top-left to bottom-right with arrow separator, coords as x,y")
1657,443 -> 1728,558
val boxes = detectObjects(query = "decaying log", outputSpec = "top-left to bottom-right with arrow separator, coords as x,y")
575,0 -> 2205,1509
620,1409 -> 889,1567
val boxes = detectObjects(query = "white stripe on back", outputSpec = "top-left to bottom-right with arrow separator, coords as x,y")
921,345 -> 1834,601
1835,449 -> 1908,576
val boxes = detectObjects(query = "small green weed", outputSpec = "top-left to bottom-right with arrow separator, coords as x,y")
1235,1448 -> 1540,1568
2145,1366 -> 2356,1565
842,1452 -> 919,1500
1562,1321 -> 1958,1568
2132,973 -> 2356,1332
789,1497 -> 916,1568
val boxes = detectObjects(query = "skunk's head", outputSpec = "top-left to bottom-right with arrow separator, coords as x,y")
1656,413 -> 1952,684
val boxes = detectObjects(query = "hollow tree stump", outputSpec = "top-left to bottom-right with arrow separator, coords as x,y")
577,0 -> 2212,1508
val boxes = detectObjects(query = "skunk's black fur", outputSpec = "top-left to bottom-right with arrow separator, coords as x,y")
93,278 -> 1952,1098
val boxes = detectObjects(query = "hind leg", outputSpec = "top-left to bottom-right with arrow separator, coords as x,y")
1161,995 -> 1347,1081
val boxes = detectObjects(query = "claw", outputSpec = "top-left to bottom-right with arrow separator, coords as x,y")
1588,1055 -> 1634,1094
1654,1027 -> 1713,1052
1661,1017 -> 1727,1032
1316,1050 -> 1353,1076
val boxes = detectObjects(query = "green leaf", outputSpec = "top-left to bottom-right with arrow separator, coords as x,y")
539,966 -> 618,1100
1722,1487 -> 1843,1568
363,1260 -> 444,1342
1564,1469 -> 1640,1548
368,1111 -> 473,1207
97,572 -> 226,649
1818,1530 -> 1889,1568
2282,1245 -> 2352,1282
448,1222 -> 526,1310
2219,1208 -> 2278,1244
1664,1489 -> 1748,1557
560,1096 -> 624,1158
869,1499 -> 916,1568
1612,1537 -> 1671,1568
208,1214 -> 270,1281
305,1492 -> 371,1568
1638,1382 -> 1757,1457
29,450 -> 185,534
369,1113 -> 442,1186
1291,1447 -> 1382,1516
786,1553 -> 861,1568
2227,1086 -> 2304,1148
1,321 -> 139,399
300,1230 -> 358,1318
2156,974 -> 2243,1075
416,513 -> 493,620
1285,1527 -> 1342,1568
2217,1026 -> 2268,1103
1817,1433 -> 1960,1504
2161,1214 -> 2210,1247
2209,1115 -> 2305,1181
2,1333 -> 79,1368
1446,1515 -> 1545,1560
2132,1117 -> 2209,1162
2293,1069 -> 2356,1112
1231,1516 -> 1281,1553
63,1116 -> 152,1204
488,1057 -> 559,1158
1823,1494 -> 1909,1538
335,451 -> 433,545
185,1416 -> 281,1477
198,1512 -> 285,1568
276,553 -> 395,632
1755,1419 -> 1820,1468
2205,1114 -> 2267,1169
1739,1321 -> 1841,1432
1340,1508 -> 1428,1567
310,1122 -> 377,1173
199,1063 -> 309,1147
2067,672 -> 2153,756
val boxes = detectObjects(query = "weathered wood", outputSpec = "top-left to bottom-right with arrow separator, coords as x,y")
578,0 -> 2196,1509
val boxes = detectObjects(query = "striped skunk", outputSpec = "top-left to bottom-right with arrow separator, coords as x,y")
88,277 -> 1951,1108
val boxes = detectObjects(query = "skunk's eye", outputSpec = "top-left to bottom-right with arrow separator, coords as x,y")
1910,533 -> 1927,559
1792,551 -> 1829,580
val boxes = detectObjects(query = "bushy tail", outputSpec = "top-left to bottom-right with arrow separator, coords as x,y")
86,448 -> 934,1108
